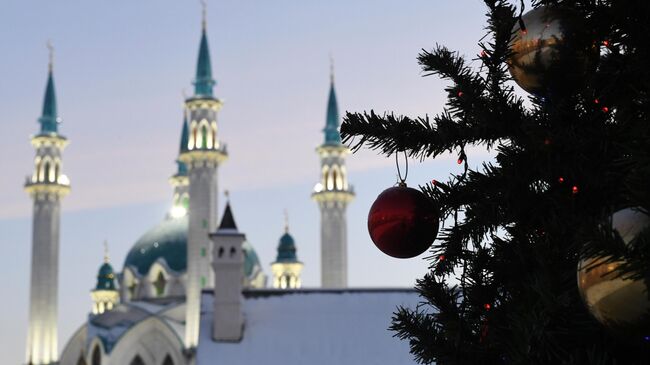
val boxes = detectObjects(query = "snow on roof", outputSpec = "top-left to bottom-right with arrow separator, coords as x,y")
198,289 -> 421,364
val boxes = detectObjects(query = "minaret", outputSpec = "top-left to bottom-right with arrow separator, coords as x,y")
312,61 -> 354,288
179,5 -> 228,351
90,242 -> 119,315
271,212 -> 304,289
24,44 -> 71,365
210,197 -> 245,341
169,115 -> 190,219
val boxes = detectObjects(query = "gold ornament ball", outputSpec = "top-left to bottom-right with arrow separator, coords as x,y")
577,208 -> 650,334
508,6 -> 596,95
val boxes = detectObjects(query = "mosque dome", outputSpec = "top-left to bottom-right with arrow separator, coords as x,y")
96,262 -> 117,290
275,232 -> 299,263
123,215 -> 263,280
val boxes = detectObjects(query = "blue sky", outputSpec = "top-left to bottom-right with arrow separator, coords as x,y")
0,1 -> 492,363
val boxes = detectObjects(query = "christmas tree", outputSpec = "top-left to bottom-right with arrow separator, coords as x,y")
341,1 -> 650,363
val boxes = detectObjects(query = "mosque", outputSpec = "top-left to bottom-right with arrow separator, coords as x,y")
22,10 -> 419,365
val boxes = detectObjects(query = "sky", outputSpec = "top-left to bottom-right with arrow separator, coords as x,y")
0,1 -> 493,363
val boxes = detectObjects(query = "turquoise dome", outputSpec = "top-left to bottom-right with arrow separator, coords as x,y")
123,215 -> 262,279
275,232 -> 299,263
96,262 -> 117,290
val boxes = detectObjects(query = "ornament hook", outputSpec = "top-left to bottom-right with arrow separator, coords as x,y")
395,150 -> 408,186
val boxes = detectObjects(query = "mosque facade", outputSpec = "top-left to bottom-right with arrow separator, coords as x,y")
23,12 -> 419,365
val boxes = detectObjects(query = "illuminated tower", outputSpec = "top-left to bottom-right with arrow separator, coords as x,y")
312,64 -> 354,288
179,8 -> 227,351
90,242 -> 119,315
271,213 -> 304,289
24,45 -> 71,365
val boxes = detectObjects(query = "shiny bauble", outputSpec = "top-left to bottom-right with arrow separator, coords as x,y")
508,6 -> 596,95
577,207 -> 650,334
368,184 -> 440,258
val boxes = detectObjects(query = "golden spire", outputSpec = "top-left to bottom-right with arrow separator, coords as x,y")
46,40 -> 54,72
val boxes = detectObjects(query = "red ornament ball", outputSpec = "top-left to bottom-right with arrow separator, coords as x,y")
367,185 -> 440,258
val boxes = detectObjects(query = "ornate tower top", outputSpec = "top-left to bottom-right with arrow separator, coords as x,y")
193,0 -> 216,98
271,211 -> 303,289
275,232 -> 299,263
91,242 -> 119,315
25,47 -> 70,195
277,210 -> 299,262
323,57 -> 341,145
39,41 -> 59,134
96,242 -> 117,291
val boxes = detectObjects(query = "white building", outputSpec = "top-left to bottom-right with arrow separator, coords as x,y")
24,11 -> 420,365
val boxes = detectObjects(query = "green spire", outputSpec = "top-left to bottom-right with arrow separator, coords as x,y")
39,64 -> 58,134
180,114 -> 189,153
323,68 -> 341,145
176,114 -> 189,175
193,24 -> 216,97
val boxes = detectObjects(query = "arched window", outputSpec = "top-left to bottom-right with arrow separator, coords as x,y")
332,168 -> 340,190
54,161 -> 60,183
34,157 -> 41,182
322,166 -> 330,188
189,121 -> 198,150
205,121 -> 214,149
130,355 -> 145,365
43,160 -> 51,182
201,124 -> 208,149
341,166 -> 348,190
91,345 -> 101,365
162,354 -> 174,365
211,121 -> 218,148
49,161 -> 56,182
326,168 -> 334,190
153,271 -> 166,297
